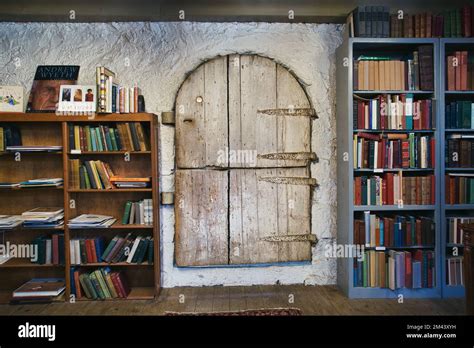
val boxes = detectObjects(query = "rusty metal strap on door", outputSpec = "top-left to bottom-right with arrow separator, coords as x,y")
258,152 -> 318,162
257,108 -> 317,118
258,176 -> 318,186
260,234 -> 317,244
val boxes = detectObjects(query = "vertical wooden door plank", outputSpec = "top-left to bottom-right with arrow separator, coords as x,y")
228,54 -> 242,168
175,170 -> 228,266
275,65 -> 311,167
176,64 -> 205,168
204,56 -> 228,167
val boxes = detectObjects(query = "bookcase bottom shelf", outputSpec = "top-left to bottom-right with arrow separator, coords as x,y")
443,285 -> 465,298
77,286 -> 155,301
347,287 -> 441,299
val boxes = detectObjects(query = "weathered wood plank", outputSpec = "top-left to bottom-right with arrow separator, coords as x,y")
230,168 -> 312,264
175,170 -> 228,266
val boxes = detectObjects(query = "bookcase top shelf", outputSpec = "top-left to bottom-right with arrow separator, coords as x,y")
0,113 -> 156,122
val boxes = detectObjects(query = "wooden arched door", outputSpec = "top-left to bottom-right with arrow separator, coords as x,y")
175,55 -> 316,266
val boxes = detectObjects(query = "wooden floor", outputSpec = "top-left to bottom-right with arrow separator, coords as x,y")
0,285 -> 465,316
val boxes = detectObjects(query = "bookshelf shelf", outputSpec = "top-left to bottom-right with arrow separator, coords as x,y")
445,204 -> 474,210
445,129 -> 474,133
0,112 -> 161,303
445,168 -> 474,171
68,189 -> 152,193
337,37 -> 442,298
353,205 -> 436,211
445,91 -> 474,94
77,286 -> 154,301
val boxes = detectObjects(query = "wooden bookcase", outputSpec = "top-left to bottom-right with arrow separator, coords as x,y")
0,113 -> 160,303
336,37 -> 442,298
440,38 -> 474,298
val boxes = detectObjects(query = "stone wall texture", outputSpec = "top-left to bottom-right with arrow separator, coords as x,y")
0,22 -> 344,286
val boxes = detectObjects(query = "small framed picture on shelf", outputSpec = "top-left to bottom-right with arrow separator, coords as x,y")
0,86 -> 25,112
57,85 -> 97,113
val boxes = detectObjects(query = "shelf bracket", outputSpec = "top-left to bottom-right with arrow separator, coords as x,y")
161,192 -> 175,205
161,111 -> 175,125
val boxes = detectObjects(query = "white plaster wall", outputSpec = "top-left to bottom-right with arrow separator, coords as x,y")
0,22 -> 343,287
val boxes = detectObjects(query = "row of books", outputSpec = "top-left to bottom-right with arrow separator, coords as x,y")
353,96 -> 435,130
390,9 -> 474,38
354,213 -> 435,247
70,159 -> 115,190
447,258 -> 464,286
447,217 -> 474,245
354,174 -> 435,206
96,66 -> 142,113
446,137 -> 474,168
122,200 -> 153,225
70,234 -> 153,264
71,267 -> 131,299
353,250 -> 435,289
446,51 -> 474,91
445,174 -> 474,204
68,122 -> 150,152
32,234 -> 65,265
0,125 -> 21,151
348,6 -> 389,38
445,101 -> 474,129
354,47 -> 433,91
353,133 -> 435,169
349,6 -> 474,38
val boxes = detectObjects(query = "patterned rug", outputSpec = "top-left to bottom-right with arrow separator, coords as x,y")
165,308 -> 302,316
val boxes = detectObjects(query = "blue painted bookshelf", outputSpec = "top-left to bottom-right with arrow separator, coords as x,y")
440,38 -> 474,298
336,37 -> 442,298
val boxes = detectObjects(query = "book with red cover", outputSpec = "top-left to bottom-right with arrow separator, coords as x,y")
354,177 -> 362,205
90,240 -> 98,263
462,6 -> 472,37
405,252 -> 413,288
430,175 -> 435,205
73,270 -> 82,299
386,173 -> 394,205
456,51 -> 462,90
447,56 -> 456,91
461,51 -> 468,90
401,140 -> 410,168
426,13 -> 432,38
85,239 -> 94,263
52,234 -> 59,265
110,272 -> 125,298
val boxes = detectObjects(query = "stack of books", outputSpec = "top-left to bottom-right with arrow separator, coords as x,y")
446,101 -> 474,129
5,145 -> 62,153
446,51 -> 474,91
353,132 -> 435,169
19,178 -> 63,188
353,249 -> 435,289
21,207 -> 64,229
0,215 -> 23,229
96,66 -> 142,113
0,125 -> 21,151
354,174 -> 435,206
111,177 -> 151,189
446,135 -> 474,167
32,233 -> 65,265
70,159 -> 115,190
12,278 -> 65,304
445,174 -> 474,204
354,46 -> 434,91
0,182 -> 20,188
354,213 -> 435,247
68,214 -> 116,229
71,267 -> 131,299
68,122 -> 149,152
347,6 -> 390,38
353,95 -> 435,130
121,199 -> 153,225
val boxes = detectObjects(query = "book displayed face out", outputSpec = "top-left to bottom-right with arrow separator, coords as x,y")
26,65 -> 80,112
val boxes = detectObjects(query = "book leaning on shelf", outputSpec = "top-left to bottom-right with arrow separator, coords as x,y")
354,174 -> 435,206
354,46 -> 433,91
69,122 -> 150,152
71,267 -> 131,300
96,66 -> 143,113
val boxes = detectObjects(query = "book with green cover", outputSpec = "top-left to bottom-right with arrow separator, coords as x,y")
90,127 -> 98,151
462,101 -> 471,129
95,270 -> 111,299
409,133 -> 415,168
95,128 -> 103,151
89,272 -> 105,299
109,128 -> 118,151
147,238 -> 154,265
101,235 -> 119,261
85,126 -> 92,151
122,201 -> 132,225
79,273 -> 97,299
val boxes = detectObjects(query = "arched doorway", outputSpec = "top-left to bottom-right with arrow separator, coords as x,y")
175,54 -> 316,266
